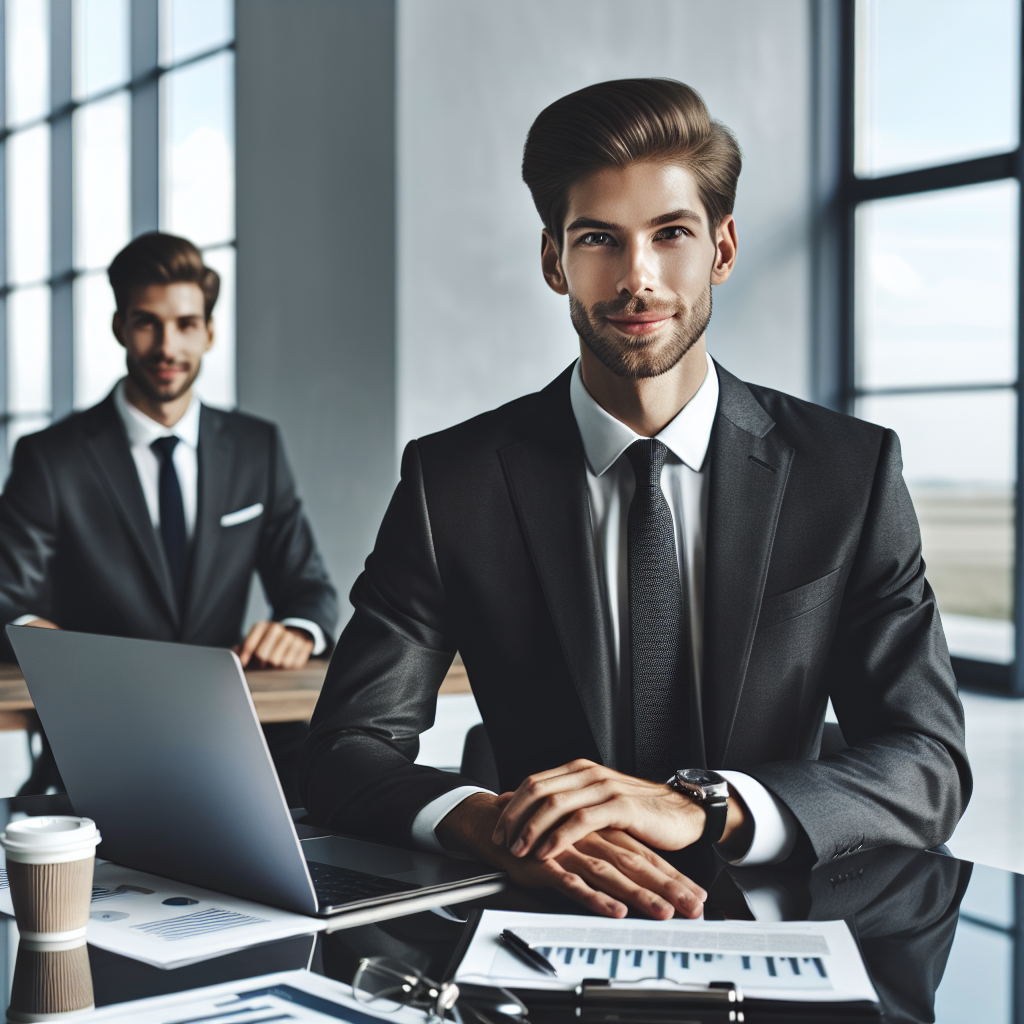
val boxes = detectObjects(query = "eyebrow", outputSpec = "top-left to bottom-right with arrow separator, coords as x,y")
565,208 -> 704,232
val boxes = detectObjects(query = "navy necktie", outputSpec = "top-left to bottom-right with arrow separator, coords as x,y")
151,436 -> 186,611
625,438 -> 691,782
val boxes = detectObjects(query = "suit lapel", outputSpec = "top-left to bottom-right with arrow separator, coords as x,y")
499,374 -> 618,768
183,407 -> 236,634
80,397 -> 179,626
703,368 -> 794,766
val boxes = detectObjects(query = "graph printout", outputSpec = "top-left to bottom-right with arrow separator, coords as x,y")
455,910 -> 879,1004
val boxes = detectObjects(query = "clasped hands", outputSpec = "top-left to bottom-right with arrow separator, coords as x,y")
437,759 -> 750,920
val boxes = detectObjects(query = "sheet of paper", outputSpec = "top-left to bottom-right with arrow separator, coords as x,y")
86,968 -> 424,1022
0,862 -> 329,969
455,909 -> 879,1004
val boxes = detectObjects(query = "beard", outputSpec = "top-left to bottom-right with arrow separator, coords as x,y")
126,352 -> 201,404
570,286 -> 712,380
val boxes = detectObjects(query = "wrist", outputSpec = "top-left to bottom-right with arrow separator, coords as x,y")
716,793 -> 753,858
435,792 -> 503,859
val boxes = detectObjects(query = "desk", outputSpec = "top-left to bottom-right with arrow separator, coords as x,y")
0,793 -> 1010,1023
0,656 -> 473,727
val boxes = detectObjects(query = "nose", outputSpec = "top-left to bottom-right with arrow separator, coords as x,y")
615,238 -> 656,298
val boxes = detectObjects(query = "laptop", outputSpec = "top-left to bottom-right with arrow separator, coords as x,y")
7,626 -> 505,920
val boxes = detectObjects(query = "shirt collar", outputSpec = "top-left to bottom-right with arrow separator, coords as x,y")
113,378 -> 201,451
569,350 -> 719,476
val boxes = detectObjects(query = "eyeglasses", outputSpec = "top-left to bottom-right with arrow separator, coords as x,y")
352,956 -> 527,1024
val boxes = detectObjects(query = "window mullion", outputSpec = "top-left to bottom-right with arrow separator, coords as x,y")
131,0 -> 158,237
49,0 -> 71,421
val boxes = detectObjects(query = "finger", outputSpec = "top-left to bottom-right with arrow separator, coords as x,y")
558,847 -> 674,920
532,795 -> 639,860
507,781 -> 625,857
280,635 -> 313,669
581,833 -> 705,917
258,627 -> 294,668
253,623 -> 287,665
541,858 -> 628,918
599,830 -> 708,903
493,765 -> 621,847
239,622 -> 271,666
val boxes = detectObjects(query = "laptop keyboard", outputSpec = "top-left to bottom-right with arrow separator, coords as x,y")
307,860 -> 418,908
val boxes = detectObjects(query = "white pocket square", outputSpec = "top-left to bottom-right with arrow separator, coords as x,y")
220,503 -> 264,528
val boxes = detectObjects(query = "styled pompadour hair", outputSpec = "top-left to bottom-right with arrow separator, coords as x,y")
522,78 -> 742,244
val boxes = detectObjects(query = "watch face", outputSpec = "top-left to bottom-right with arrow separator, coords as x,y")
677,769 -> 722,786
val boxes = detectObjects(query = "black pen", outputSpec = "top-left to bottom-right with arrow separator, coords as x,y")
499,928 -> 558,977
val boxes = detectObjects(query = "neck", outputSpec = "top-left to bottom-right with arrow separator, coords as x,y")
123,378 -> 193,428
579,336 -> 708,437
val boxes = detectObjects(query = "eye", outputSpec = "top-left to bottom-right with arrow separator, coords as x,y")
578,232 -> 616,247
654,226 -> 688,241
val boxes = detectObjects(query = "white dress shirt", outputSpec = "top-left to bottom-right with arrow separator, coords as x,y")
14,380 -> 325,655
412,354 -> 796,865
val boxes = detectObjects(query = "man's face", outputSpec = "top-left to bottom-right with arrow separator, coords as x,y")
113,282 -> 214,403
542,161 -> 734,379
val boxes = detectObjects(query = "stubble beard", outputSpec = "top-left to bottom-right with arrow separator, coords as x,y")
126,353 -> 201,405
570,285 -> 712,380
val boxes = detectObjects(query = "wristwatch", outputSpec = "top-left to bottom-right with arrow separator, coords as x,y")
667,769 -> 730,844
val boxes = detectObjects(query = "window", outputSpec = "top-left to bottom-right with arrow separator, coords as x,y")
0,0 -> 235,466
842,0 -> 1023,689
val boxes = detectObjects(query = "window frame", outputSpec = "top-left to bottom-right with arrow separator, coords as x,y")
821,0 -> 1024,694
0,0 -> 235,472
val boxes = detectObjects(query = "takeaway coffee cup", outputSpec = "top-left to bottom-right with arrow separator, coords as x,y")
1,817 -> 100,1021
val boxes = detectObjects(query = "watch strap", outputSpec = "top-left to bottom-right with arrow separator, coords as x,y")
701,798 -> 728,844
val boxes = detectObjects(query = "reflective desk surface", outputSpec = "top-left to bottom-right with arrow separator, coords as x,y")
0,794 -> 1012,1024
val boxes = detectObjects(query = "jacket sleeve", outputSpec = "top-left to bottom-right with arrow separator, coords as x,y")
255,425 -> 339,648
299,440 -> 478,846
749,429 -> 973,866
0,435 -> 59,629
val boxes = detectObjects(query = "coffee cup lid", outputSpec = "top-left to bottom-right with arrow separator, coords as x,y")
0,817 -> 100,857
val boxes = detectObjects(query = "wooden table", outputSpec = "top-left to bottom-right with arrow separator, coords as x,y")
0,656 -> 473,730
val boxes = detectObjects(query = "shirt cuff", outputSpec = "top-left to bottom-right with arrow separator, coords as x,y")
717,770 -> 798,866
10,615 -> 41,627
410,786 -> 494,854
280,618 -> 326,656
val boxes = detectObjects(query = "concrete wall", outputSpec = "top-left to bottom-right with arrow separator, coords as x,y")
397,0 -> 813,446
235,0 -> 396,621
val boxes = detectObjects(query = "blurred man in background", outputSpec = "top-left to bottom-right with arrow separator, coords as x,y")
0,231 -> 338,803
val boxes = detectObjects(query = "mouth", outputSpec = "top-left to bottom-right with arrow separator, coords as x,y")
604,313 -> 675,336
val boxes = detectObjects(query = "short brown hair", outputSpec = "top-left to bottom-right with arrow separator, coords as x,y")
107,232 -> 221,320
522,79 -> 742,245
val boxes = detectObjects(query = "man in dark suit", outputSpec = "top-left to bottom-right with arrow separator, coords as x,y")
0,232 -> 338,799
301,80 -> 970,917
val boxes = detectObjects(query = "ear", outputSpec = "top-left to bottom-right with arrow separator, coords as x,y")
204,317 -> 215,352
112,311 -> 127,350
541,230 -> 569,295
710,214 -> 738,285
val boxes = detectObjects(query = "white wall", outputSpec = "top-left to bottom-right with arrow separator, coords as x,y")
397,0 -> 813,447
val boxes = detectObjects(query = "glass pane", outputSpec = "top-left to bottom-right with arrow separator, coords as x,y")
73,0 -> 129,100
74,91 -> 130,271
856,180 -> 1018,391
160,0 -> 233,66
855,0 -> 1020,177
74,272 -> 123,410
6,0 -> 50,127
8,286 -> 51,415
858,391 -> 1015,633
161,52 -> 234,247
192,245 -> 235,408
7,125 -> 51,286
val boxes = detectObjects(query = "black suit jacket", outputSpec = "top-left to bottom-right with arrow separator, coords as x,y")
0,393 -> 338,650
301,363 -> 971,867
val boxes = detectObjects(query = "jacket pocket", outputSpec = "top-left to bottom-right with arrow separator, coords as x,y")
220,502 -> 264,528
757,567 -> 844,630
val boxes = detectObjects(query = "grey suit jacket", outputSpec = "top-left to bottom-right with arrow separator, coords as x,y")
301,362 -> 971,867
0,393 -> 338,651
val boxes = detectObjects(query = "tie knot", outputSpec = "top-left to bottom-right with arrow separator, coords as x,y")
625,438 -> 669,488
151,436 -> 179,462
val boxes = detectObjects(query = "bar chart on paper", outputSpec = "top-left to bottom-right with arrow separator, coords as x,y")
454,911 -> 879,1004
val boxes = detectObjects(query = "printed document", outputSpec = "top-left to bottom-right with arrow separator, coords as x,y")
455,909 -> 878,1004
0,861 -> 328,969
87,968 -> 419,1022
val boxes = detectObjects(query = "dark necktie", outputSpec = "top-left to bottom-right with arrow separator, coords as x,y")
625,438 -> 690,782
151,436 -> 186,611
